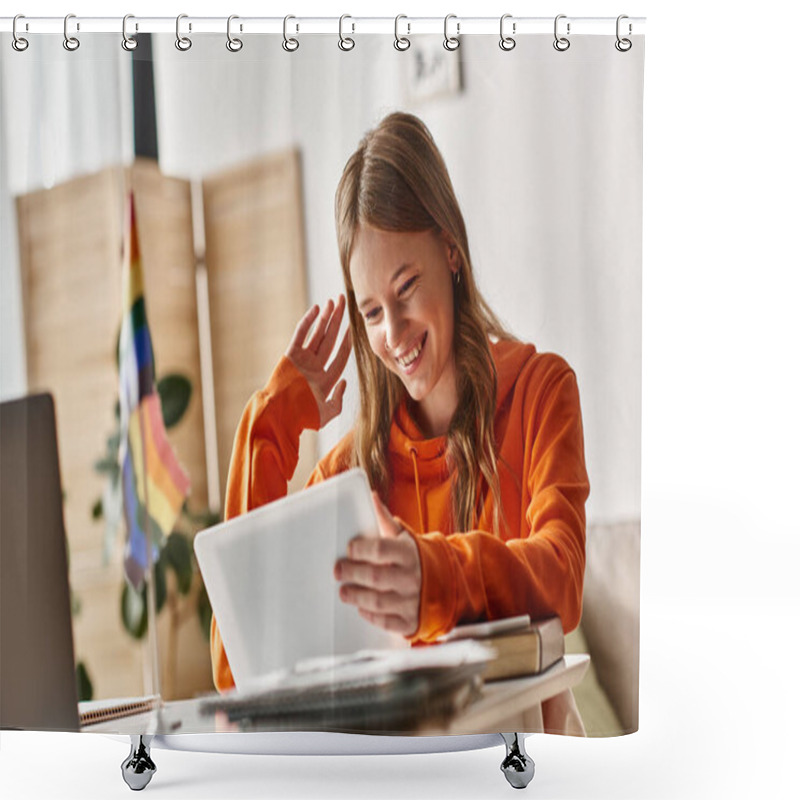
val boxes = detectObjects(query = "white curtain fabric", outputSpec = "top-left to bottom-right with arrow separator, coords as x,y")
0,31 -> 643,738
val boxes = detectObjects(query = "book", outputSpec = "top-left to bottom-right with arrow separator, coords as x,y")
199,640 -> 494,732
440,616 -> 564,683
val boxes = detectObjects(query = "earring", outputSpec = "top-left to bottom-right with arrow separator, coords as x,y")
453,269 -> 461,285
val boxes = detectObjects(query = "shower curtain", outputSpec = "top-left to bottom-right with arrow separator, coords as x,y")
0,16 -> 644,742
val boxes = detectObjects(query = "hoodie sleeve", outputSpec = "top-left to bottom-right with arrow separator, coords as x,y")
210,356 -> 320,691
410,364 -> 589,643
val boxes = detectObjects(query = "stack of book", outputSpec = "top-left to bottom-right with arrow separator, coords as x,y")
199,640 -> 494,733
438,615 -> 564,682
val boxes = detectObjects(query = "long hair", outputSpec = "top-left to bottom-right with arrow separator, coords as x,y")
335,112 -> 512,534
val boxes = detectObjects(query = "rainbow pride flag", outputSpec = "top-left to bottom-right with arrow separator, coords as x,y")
118,193 -> 190,590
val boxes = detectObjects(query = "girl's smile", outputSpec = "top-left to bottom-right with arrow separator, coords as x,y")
349,226 -> 459,437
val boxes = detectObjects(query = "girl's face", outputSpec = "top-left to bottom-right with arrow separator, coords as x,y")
349,225 -> 459,437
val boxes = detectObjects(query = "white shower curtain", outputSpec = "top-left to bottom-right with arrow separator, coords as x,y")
0,17 -> 642,742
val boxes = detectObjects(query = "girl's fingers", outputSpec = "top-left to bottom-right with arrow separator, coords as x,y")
357,609 -> 412,636
371,493 -> 404,539
316,295 -> 347,363
339,584 -> 417,632
345,535 -> 420,576
335,559 -> 411,593
287,304 -> 320,354
324,328 -> 352,390
319,380 -> 346,427
306,298 -> 334,353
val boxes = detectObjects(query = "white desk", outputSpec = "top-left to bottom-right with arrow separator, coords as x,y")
82,655 -> 589,745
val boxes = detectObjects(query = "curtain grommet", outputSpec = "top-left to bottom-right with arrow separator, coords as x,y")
394,15 -> 410,51
226,15 -> 243,52
338,14 -> 355,51
12,15 -> 29,52
63,14 -> 80,51
175,14 -> 192,51
122,14 -> 138,51
444,14 -> 460,51
282,15 -> 299,52
553,14 -> 570,52
499,14 -> 516,51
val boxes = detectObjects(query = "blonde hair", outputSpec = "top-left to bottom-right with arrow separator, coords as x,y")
335,112 -> 512,533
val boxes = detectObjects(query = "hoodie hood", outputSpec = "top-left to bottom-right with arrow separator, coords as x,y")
387,339 -> 538,530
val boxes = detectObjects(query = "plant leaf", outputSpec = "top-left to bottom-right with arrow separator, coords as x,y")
197,583 -> 212,641
91,497 -> 103,520
121,581 -> 147,640
182,504 -> 222,528
76,661 -> 94,702
154,558 -> 167,613
163,532 -> 193,595
157,374 -> 192,429
71,590 -> 82,618
93,455 -> 119,476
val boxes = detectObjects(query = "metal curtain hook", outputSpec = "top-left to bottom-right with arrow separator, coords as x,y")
63,13 -> 80,51
12,14 -> 29,52
175,14 -> 192,51
122,14 -> 138,51
615,14 -> 632,51
553,14 -> 570,52
227,15 -> 243,52
499,14 -> 516,51
443,14 -> 459,51
394,15 -> 410,51
283,15 -> 299,52
338,14 -> 355,51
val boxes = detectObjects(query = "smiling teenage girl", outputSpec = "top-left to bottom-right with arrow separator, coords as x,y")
210,114 -> 589,731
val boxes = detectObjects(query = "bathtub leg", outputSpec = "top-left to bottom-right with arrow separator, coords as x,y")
121,735 -> 156,791
500,733 -> 535,789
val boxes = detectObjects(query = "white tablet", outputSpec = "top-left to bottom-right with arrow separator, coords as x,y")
194,468 -> 406,690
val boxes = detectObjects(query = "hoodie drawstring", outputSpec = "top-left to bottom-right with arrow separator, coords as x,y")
409,447 -> 424,533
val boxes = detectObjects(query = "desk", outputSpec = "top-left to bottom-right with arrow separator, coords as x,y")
82,655 -> 589,743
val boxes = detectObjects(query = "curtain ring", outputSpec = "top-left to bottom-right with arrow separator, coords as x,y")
499,14 -> 516,51
394,14 -> 410,51
615,15 -> 632,52
553,14 -> 570,52
283,15 -> 299,52
175,14 -> 192,51
122,14 -> 138,51
338,14 -> 355,51
63,14 -> 80,51
443,14 -> 459,51
12,15 -> 29,52
226,15 -> 243,52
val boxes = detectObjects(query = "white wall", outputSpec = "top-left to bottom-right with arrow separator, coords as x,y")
153,33 -> 642,523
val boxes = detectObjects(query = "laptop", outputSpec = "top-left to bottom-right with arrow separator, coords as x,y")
194,469 -> 406,690
0,393 -> 80,731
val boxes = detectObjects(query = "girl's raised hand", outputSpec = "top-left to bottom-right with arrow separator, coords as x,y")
286,295 -> 352,428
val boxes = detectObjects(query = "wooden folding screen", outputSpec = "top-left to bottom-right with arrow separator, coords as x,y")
202,149 -> 314,498
16,151 -> 310,700
17,163 -> 212,700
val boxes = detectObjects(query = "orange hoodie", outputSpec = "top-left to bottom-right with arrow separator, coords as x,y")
210,339 -> 589,692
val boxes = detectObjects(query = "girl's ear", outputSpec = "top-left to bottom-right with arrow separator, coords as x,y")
440,229 -> 460,273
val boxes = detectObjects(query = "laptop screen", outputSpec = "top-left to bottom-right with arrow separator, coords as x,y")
0,393 -> 80,731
